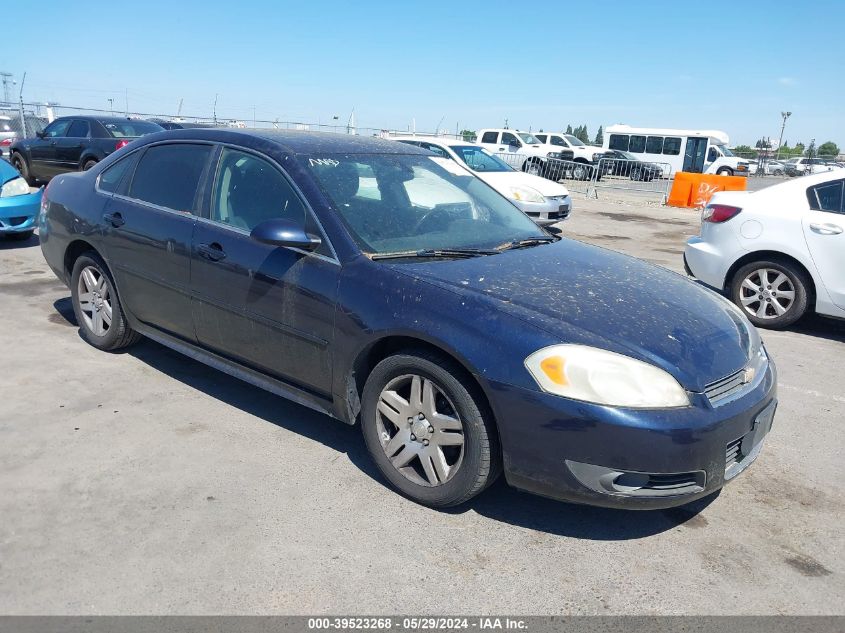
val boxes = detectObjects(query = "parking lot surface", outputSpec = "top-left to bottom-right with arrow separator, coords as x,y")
1,191 -> 842,615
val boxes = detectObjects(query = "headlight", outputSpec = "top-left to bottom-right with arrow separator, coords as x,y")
547,151 -> 562,159
525,344 -> 690,408
509,185 -> 546,203
0,177 -> 30,198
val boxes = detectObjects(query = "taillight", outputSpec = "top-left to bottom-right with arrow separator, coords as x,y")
115,140 -> 130,151
703,204 -> 742,223
0,138 -> 11,146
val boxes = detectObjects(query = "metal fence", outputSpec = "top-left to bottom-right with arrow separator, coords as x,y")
588,157 -> 674,203
496,153 -> 599,194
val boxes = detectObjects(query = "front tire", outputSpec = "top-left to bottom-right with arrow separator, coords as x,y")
361,351 -> 500,507
730,259 -> 810,329
70,252 -> 142,351
717,167 -> 733,176
11,152 -> 35,186
522,159 -> 544,177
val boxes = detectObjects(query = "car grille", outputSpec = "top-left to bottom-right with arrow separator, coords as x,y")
704,368 -> 748,404
725,437 -> 743,470
0,216 -> 29,227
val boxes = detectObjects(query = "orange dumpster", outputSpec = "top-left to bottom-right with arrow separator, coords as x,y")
668,172 -> 747,208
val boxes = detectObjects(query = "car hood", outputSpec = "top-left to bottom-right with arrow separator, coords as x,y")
388,239 -> 753,391
477,171 -> 570,197
0,157 -> 22,184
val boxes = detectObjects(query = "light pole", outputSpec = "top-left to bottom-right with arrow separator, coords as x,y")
777,111 -> 791,159
107,98 -> 113,115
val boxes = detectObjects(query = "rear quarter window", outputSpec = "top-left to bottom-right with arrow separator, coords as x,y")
807,180 -> 844,214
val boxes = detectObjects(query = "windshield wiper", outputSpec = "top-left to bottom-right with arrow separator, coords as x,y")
371,248 -> 499,261
496,236 -> 558,252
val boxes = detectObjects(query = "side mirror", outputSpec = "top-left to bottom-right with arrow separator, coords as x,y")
36,130 -> 46,139
250,218 -> 322,252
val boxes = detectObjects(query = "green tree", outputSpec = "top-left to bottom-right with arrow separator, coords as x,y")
734,145 -> 757,159
794,142 -> 805,155
576,124 -> 590,143
459,129 -> 476,142
594,126 -> 603,146
818,141 -> 840,157
565,124 -> 573,134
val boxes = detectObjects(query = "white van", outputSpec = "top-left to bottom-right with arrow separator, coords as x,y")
603,125 -> 750,177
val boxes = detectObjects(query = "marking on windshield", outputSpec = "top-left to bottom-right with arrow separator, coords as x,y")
309,158 -> 340,167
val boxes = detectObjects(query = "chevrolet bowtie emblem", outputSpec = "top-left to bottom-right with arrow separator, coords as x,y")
742,367 -> 756,384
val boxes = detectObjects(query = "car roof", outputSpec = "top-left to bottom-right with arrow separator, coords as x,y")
146,128 -> 432,155
390,135 -> 476,148
53,115 -> 157,124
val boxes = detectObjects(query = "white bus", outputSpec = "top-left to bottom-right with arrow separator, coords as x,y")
602,125 -> 750,177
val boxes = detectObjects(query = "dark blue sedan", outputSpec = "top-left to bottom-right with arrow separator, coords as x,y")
38,129 -> 777,509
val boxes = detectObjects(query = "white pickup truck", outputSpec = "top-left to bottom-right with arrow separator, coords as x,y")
534,132 -> 606,165
476,129 -> 574,177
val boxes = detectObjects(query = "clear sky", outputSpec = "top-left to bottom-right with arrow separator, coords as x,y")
4,0 -> 842,148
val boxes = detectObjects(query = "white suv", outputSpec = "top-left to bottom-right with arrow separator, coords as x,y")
476,129 -> 573,177
783,157 -> 841,177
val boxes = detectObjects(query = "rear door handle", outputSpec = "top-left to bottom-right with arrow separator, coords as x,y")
103,212 -> 125,227
197,242 -> 227,262
809,222 -> 843,235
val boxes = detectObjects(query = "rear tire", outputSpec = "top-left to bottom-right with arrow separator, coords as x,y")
730,259 -> 810,329
361,350 -> 500,507
11,152 -> 35,186
70,252 -> 142,351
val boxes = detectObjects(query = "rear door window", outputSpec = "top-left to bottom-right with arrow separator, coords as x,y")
128,143 -> 213,213
98,151 -> 141,195
808,180 -> 844,214
480,131 -> 498,144
66,120 -> 90,138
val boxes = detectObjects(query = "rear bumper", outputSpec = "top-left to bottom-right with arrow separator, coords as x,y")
684,234 -> 740,290
491,359 -> 777,509
0,188 -> 41,233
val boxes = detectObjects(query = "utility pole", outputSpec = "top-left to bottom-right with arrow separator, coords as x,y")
213,94 -> 218,124
107,98 -> 114,115
18,72 -> 27,138
124,88 -> 129,116
777,111 -> 791,160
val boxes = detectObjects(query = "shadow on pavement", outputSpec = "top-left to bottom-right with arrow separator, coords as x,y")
0,232 -> 38,250
118,336 -> 716,541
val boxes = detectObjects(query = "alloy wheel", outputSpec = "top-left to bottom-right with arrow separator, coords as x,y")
375,374 -> 465,487
77,265 -> 113,336
739,268 -> 796,320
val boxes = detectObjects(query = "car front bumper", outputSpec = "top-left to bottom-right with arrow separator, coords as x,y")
489,358 -> 777,509
0,188 -> 42,234
515,195 -> 572,226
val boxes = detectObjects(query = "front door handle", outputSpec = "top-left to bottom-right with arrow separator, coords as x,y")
809,222 -> 843,235
103,212 -> 125,227
197,242 -> 227,262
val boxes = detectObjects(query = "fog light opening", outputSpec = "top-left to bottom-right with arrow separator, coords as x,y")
612,472 -> 650,492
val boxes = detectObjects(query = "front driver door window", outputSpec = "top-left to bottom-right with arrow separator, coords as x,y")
31,119 -> 71,179
191,147 -> 339,393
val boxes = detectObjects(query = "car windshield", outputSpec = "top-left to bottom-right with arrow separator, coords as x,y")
450,146 -> 513,173
306,153 -> 546,256
101,120 -> 162,138
518,132 -> 540,144
716,144 -> 735,157
564,134 -> 586,147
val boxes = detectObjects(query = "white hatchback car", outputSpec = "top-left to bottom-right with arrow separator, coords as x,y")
392,136 -> 572,226
684,172 -> 845,328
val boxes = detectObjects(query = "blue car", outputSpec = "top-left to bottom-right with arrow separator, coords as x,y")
0,158 -> 42,240
38,129 -> 776,509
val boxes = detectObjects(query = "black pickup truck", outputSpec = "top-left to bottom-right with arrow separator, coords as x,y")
9,115 -> 162,185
